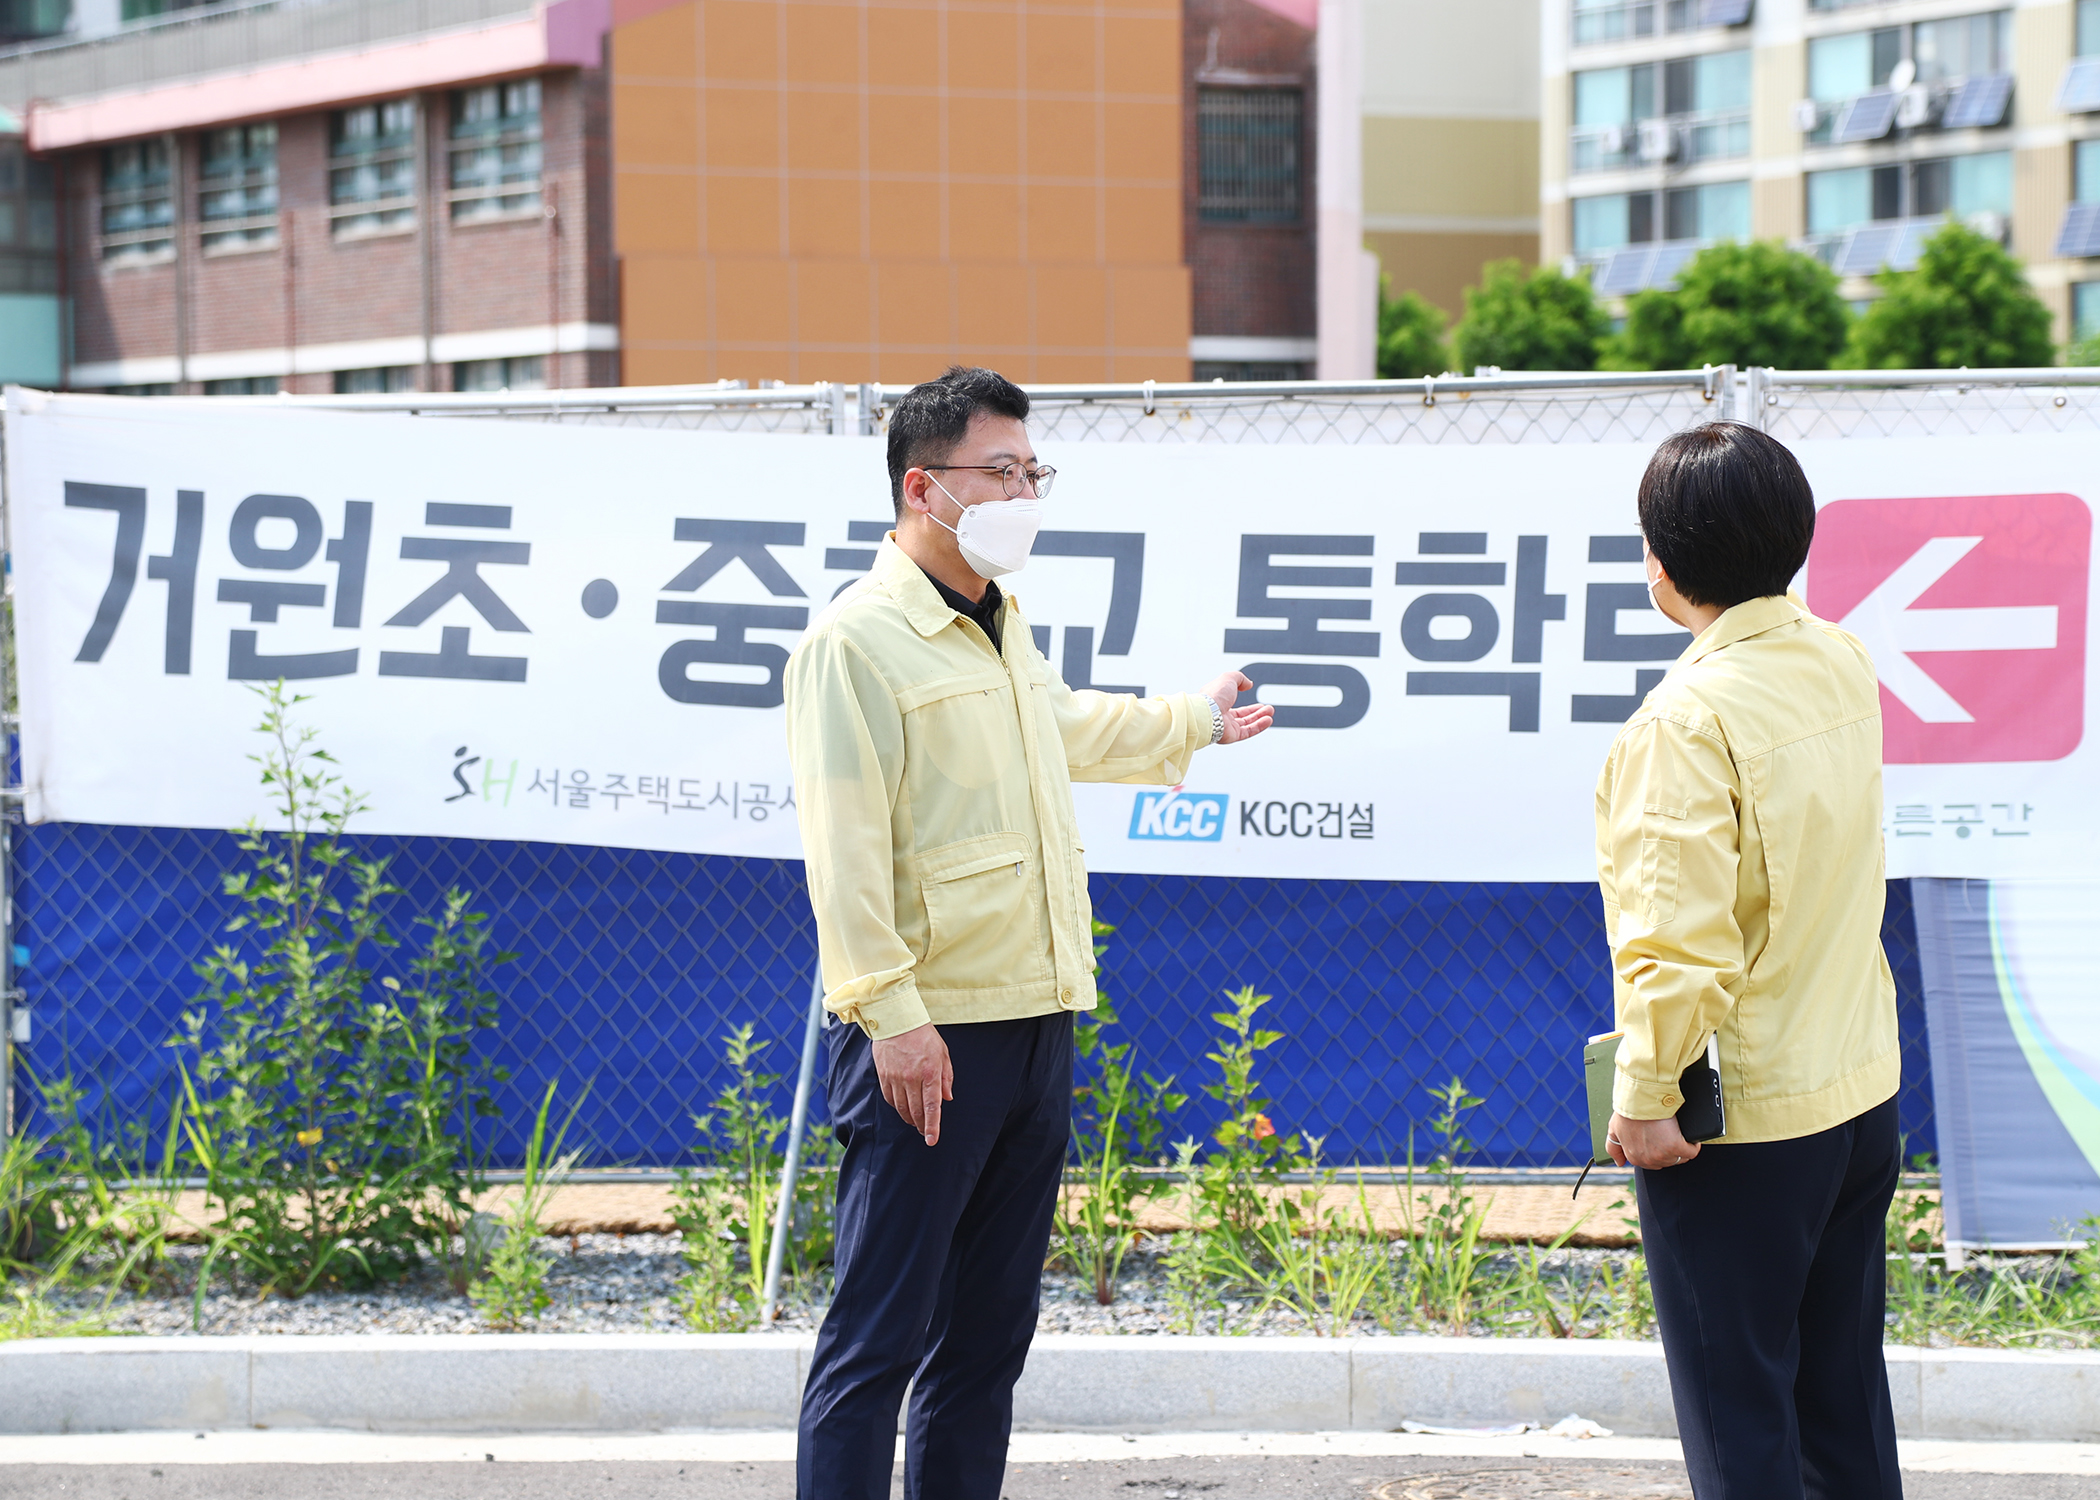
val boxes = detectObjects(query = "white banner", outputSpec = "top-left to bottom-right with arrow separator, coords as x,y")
6,391 -> 2096,881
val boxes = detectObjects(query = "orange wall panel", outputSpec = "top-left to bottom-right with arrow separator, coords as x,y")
614,0 -> 1188,385
1023,13 -> 1098,93
618,168 -> 702,252
703,0 -> 780,81
614,82 -> 700,167
789,177 -> 865,257
868,180 -> 941,257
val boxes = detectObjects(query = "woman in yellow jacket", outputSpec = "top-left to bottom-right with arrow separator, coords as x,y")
1597,422 -> 1902,1500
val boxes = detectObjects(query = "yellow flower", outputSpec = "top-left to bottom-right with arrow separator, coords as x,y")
295,1128 -> 323,1147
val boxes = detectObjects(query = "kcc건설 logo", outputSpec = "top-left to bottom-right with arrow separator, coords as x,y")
1128,789 -> 1229,842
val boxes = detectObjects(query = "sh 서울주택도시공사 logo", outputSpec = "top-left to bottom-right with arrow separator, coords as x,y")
1128,789 -> 1229,842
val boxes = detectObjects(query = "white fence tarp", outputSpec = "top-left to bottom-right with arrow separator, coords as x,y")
6,389 -> 2097,882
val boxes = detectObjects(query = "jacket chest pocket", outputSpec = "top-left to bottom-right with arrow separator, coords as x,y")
917,829 -> 1035,978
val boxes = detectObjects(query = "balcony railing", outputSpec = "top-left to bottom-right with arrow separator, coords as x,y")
1799,75 -> 2012,146
1571,111 -> 1749,174
1572,0 -> 1749,47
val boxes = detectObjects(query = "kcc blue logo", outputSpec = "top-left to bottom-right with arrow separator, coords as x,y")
1128,790 -> 1229,842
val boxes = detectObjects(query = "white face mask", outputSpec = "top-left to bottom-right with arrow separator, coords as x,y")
925,474 -> 1042,580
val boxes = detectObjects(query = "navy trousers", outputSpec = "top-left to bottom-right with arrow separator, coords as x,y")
796,1011 -> 1073,1500
1636,1095 -> 1904,1500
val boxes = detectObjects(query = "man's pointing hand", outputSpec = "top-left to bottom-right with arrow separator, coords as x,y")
873,1021 -> 953,1146
1204,670 -> 1276,744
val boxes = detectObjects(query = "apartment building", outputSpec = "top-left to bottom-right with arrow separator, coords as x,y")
1543,0 -> 2100,342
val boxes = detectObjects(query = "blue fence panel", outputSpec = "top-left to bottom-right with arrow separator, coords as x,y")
15,821 -> 1934,1166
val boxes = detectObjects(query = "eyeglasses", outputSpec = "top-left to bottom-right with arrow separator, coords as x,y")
922,462 -> 1056,500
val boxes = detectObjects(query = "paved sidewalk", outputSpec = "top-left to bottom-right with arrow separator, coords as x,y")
0,1431 -> 2091,1499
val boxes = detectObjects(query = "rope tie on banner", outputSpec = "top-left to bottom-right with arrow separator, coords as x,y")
1142,379 -> 1155,416
1422,374 -> 1436,408
1702,365 -> 1717,403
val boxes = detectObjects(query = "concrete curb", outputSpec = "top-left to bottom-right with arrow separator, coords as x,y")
2,1335 -> 2096,1441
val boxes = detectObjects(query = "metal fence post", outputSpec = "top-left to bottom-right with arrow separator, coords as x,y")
761,967 -> 826,1324
856,383 -> 881,437
823,383 -> 847,436
1748,366 -> 1771,431
0,398 -> 17,1138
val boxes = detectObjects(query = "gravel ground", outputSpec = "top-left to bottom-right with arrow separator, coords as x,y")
50,1234 -> 1656,1340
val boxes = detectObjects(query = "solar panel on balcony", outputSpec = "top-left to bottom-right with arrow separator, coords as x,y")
1699,0 -> 1753,24
1888,220 -> 1936,272
2057,202 -> 2100,259
1831,225 -> 1901,277
1593,248 -> 1654,298
1941,73 -> 2013,130
2059,58 -> 2100,114
1830,91 -> 1898,145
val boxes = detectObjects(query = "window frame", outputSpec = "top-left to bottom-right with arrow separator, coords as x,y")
99,136 -> 176,265
1197,85 -> 1305,226
197,122 -> 280,255
448,78 -> 545,226
330,98 -> 420,241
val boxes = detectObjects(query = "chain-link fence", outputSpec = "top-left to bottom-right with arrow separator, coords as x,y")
6,368 -> 2010,1166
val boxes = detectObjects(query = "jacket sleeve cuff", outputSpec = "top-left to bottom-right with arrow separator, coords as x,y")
1612,1073 -> 1686,1121
842,980 -> 931,1040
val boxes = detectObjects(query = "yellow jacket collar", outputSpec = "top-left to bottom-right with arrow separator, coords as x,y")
876,535 -> 963,640
1679,592 -> 1806,669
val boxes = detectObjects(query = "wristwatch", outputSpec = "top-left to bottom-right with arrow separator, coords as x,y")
1208,698 -> 1226,744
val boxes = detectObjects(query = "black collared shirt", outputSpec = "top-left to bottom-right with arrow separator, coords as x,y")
922,567 -> 1004,656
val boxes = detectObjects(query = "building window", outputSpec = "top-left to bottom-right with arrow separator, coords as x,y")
334,366 -> 416,394
1198,87 -> 1303,224
103,383 -> 176,396
199,124 -> 279,253
202,377 -> 280,395
100,138 -> 174,263
1804,13 -> 2012,140
450,79 -> 542,224
0,135 -> 57,292
1572,0 -> 1734,47
1573,182 -> 1749,254
454,356 -> 544,392
2074,282 -> 2100,342
1806,152 -> 2011,233
2083,0 -> 2100,57
331,99 -> 417,240
1571,52 -> 1748,173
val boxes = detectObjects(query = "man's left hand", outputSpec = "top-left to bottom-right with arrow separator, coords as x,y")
1606,1111 -> 1700,1171
1203,671 -> 1276,745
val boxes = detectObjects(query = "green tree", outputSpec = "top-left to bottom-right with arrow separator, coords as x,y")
1451,259 -> 1610,373
1601,241 -> 1850,371
1842,221 -> 2054,369
1377,280 -> 1451,378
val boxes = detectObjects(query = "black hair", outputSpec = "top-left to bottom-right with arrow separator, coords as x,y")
885,366 -> 1031,516
1638,421 -> 1816,609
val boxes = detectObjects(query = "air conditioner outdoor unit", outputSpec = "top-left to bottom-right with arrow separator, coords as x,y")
1637,118 -> 1679,164
1791,98 -> 1822,133
1600,124 -> 1628,156
1895,84 -> 1936,130
1966,210 -> 2010,243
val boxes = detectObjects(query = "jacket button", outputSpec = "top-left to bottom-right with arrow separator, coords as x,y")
1661,1093 -> 1677,1106
1060,989 -> 1073,1003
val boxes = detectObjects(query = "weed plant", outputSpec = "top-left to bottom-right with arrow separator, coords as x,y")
468,1083 -> 578,1329
177,682 -> 512,1302
1058,922 -> 1186,1305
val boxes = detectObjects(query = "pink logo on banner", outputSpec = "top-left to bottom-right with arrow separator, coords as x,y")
1806,493 -> 2089,764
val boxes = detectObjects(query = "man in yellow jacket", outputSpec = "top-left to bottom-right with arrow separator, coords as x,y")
1598,422 -> 1902,1500
785,366 -> 1272,1500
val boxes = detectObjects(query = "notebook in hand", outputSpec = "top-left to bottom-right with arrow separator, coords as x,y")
1577,1031 -> 1726,1194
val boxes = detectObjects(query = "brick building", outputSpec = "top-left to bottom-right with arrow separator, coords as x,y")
3,1 -> 615,394
1186,0 -> 1318,379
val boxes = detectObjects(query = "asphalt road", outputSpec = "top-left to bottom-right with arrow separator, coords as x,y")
1,1457 -> 2093,1499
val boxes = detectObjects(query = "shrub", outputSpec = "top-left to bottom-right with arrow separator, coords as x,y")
1601,241 -> 1850,371
1452,260 -> 1611,373
1377,281 -> 1452,379
1843,221 -> 2054,369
